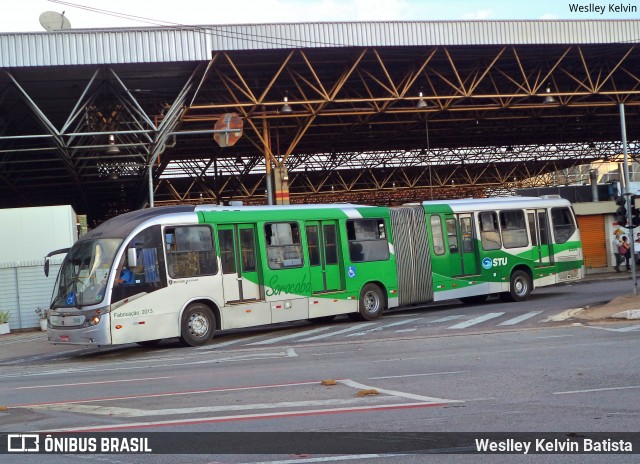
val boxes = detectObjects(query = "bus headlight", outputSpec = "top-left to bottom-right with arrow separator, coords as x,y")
89,315 -> 101,326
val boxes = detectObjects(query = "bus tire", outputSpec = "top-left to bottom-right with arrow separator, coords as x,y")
352,283 -> 385,321
459,294 -> 489,305
180,303 -> 215,347
500,270 -> 532,302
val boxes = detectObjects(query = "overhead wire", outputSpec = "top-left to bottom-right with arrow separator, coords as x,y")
47,0 -> 350,48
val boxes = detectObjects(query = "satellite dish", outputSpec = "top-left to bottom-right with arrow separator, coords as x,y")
39,11 -> 71,31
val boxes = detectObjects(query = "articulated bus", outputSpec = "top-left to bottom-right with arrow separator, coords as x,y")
45,196 -> 583,347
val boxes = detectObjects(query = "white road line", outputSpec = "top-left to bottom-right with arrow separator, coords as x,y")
20,380 -> 322,407
198,332 -> 276,349
34,396 -> 403,417
447,312 -> 504,329
338,379 -> 460,403
554,385 -> 640,395
345,319 -> 420,337
43,402 -> 446,432
498,311 -> 543,326
248,327 -> 333,345
585,325 -> 640,333
428,315 -> 465,324
14,376 -> 175,390
297,322 -> 378,342
368,371 -> 469,380
244,455 -> 409,464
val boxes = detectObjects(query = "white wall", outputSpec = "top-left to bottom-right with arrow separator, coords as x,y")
0,205 -> 77,265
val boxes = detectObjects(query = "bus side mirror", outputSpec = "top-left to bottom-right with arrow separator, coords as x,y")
127,248 -> 138,268
44,258 -> 50,277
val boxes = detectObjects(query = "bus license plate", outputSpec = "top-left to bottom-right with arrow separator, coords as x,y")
60,335 -> 70,342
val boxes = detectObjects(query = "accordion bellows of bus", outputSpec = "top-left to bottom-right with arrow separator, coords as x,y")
44,196 -> 584,346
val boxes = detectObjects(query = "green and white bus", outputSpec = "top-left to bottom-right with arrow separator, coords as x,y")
45,196 -> 583,346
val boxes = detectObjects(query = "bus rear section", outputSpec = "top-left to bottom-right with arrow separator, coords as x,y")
390,197 -> 584,306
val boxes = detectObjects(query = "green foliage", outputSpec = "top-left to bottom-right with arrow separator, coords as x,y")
0,310 -> 10,324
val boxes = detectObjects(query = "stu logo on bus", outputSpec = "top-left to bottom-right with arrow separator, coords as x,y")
482,257 -> 508,269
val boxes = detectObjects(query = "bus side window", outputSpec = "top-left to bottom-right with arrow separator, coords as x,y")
551,207 -> 576,244
479,211 -> 501,251
165,226 -> 217,278
499,210 -> 528,248
430,215 -> 445,255
265,222 -> 303,269
445,218 -> 458,253
460,216 -> 474,253
346,219 -> 390,262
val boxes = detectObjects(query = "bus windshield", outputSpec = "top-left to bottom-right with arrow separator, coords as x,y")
51,239 -> 122,308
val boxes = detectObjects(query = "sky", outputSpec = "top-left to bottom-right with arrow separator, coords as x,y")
1,0 -> 639,33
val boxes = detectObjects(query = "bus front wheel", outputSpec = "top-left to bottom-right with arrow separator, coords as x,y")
500,270 -> 532,302
180,303 -> 216,346
351,284 -> 385,321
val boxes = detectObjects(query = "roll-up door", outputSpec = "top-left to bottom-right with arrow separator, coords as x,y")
576,215 -> 606,269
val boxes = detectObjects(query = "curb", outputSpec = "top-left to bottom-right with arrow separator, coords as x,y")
611,309 -> 640,320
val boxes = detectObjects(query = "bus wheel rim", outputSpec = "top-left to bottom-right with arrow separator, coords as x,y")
514,277 -> 527,295
364,291 -> 380,314
188,313 -> 208,338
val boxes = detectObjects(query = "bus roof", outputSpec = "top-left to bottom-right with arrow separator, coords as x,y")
79,203 -> 373,241
416,195 -> 572,212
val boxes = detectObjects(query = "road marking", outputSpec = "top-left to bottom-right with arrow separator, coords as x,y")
0,350 -> 296,380
248,327 -> 333,345
586,325 -> 640,333
428,315 -> 465,324
447,312 -> 504,329
368,371 -> 469,380
542,308 -> 584,322
338,379 -> 460,403
198,332 -> 277,349
242,455 -> 409,464
43,402 -> 447,432
34,396 -> 406,417
16,380 -> 327,407
498,311 -> 543,326
554,385 -> 640,395
14,376 -> 174,390
345,319 -> 420,337
297,323 -> 377,341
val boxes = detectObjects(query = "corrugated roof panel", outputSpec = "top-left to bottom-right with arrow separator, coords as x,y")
1,20 -> 639,67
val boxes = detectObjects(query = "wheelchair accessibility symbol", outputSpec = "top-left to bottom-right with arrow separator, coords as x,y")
347,266 -> 356,278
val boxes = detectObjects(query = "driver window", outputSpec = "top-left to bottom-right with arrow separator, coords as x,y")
111,226 -> 166,302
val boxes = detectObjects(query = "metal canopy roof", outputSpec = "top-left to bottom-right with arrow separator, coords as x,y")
1,20 -> 639,224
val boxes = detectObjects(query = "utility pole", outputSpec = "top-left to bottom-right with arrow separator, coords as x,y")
619,103 -> 637,296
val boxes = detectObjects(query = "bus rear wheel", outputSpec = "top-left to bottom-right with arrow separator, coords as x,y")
180,303 -> 215,346
500,270 -> 532,302
350,283 -> 385,321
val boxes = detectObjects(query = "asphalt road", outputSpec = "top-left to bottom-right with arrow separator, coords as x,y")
1,278 -> 639,463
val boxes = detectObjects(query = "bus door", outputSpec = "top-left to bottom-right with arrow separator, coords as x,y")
305,220 -> 343,293
458,213 -> 480,275
445,214 -> 480,277
218,224 -> 262,303
527,209 -> 553,267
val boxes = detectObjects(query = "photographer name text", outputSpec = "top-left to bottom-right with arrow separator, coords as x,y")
476,438 -> 633,454
569,3 -> 637,14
